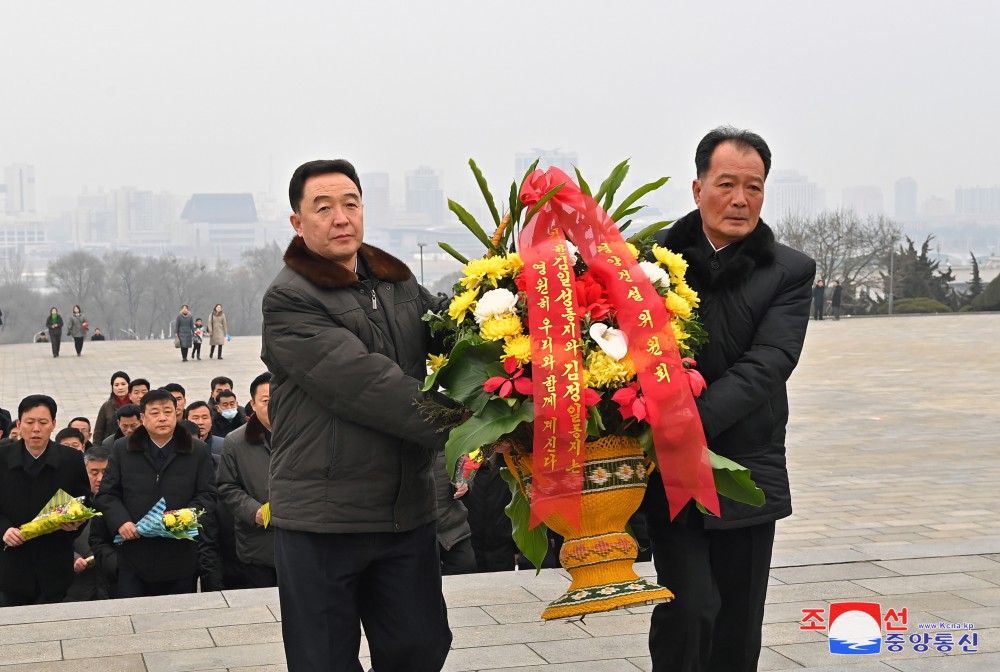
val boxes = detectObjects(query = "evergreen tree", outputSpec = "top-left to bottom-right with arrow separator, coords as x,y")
966,252 -> 983,304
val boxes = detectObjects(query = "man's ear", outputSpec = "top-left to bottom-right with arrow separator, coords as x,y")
290,213 -> 303,236
692,179 -> 702,207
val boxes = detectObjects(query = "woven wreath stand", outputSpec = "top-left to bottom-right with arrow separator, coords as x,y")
504,435 -> 674,619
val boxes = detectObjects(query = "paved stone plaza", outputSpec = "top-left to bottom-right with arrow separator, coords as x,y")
0,313 -> 998,670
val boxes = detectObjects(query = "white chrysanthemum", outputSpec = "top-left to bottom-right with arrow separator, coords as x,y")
563,238 -> 580,261
589,323 -> 628,361
473,288 -> 519,324
638,261 -> 670,288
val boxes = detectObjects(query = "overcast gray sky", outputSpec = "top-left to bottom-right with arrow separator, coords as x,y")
2,0 -> 997,214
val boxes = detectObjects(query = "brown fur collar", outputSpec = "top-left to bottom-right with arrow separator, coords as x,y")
283,236 -> 413,290
244,412 -> 267,445
127,424 -> 194,453
657,209 -> 776,291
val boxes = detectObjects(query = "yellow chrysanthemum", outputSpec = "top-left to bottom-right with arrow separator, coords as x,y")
480,315 -> 523,342
652,244 -> 689,280
163,513 -> 177,528
428,353 -> 449,372
585,350 -> 637,389
664,291 -> 693,320
671,318 -> 691,344
505,253 -> 524,277
459,256 -> 509,290
626,242 -> 640,260
178,509 -> 195,525
448,289 -> 478,324
503,334 -> 532,364
673,279 -> 700,309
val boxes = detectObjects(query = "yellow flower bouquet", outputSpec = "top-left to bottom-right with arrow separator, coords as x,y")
113,497 -> 203,542
19,489 -> 101,541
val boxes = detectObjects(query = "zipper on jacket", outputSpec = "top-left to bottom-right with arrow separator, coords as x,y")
360,281 -> 378,310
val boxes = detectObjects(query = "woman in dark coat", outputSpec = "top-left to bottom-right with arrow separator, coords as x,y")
175,305 -> 195,362
67,305 -> 89,356
45,307 -> 64,357
93,371 -> 131,446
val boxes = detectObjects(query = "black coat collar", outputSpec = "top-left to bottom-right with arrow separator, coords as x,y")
283,236 -> 412,290
4,440 -> 61,470
127,424 -> 193,453
659,209 -> 776,291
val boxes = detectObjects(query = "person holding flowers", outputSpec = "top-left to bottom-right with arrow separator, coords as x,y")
0,395 -> 90,606
643,127 -> 815,672
261,160 -> 454,672
95,388 -> 216,598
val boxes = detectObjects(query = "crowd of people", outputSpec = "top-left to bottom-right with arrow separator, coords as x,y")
0,366 -> 521,607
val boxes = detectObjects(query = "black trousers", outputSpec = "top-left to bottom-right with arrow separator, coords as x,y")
242,562 -> 277,588
117,566 -> 197,598
275,522 -> 452,672
440,536 -> 477,575
180,346 -> 189,361
648,519 -> 775,672
74,337 -> 84,355
192,342 -> 202,358
1,589 -> 66,607
50,334 -> 61,357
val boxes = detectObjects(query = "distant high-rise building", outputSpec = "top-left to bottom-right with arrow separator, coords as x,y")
361,172 -> 390,227
405,167 -> 444,228
842,186 -> 884,219
515,148 -> 578,177
110,187 -> 155,239
894,178 -> 918,221
4,163 -> 36,214
762,170 -> 823,223
955,186 -> 1000,215
921,196 -> 952,218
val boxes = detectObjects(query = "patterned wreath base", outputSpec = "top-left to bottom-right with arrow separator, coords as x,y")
505,435 -> 674,620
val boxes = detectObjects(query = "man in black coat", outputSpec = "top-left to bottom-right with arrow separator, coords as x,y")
95,389 -> 217,598
0,395 -> 90,606
644,127 -> 815,672
831,279 -> 843,320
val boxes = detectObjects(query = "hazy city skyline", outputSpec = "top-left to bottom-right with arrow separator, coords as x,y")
2,1 -> 998,219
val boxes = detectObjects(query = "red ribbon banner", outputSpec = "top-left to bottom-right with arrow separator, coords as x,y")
519,167 -> 720,522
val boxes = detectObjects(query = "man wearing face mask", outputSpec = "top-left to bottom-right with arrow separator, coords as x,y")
211,390 -> 246,439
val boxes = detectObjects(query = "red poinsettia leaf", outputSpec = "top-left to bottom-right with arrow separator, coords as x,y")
686,368 -> 707,397
499,380 -> 514,398
483,376 -> 506,393
632,398 -> 648,422
514,272 -> 526,293
503,356 -> 518,375
513,376 -> 534,396
682,357 -> 698,368
583,388 -> 602,407
611,386 -> 637,406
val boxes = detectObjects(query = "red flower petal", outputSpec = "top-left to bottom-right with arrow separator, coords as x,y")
513,376 -> 534,396
503,356 -> 518,375
583,388 -> 602,407
632,398 -> 647,422
686,369 -> 707,397
483,377 -> 506,393
499,380 -> 513,397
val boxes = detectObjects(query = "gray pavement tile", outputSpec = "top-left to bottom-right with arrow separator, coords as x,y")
765,601 -> 831,625
449,620 -> 590,649
62,627 -> 215,659
484,661 -> 643,672
756,646 -> 806,670
0,615 -> 133,645
874,557 -> 1000,576
857,540 -> 1000,561
967,570 -> 1000,586
770,550 -> 870,568
228,666 -> 287,672
445,586 -> 543,608
268,604 -> 281,621
527,633 -> 648,663
0,641 -> 62,666
132,606 -> 275,633
208,622 -> 283,647
924,607 -> 1000,629
572,613 -> 651,638
770,563 -> 900,585
0,655 -> 147,672
770,641 -> 904,667
864,592 -> 986,612
481,602 -> 551,625
521,581 -> 573,602
768,664 -> 900,672
952,588 -> 1000,607
886,652 -> 1000,671
855,574 -> 998,596
0,593 -> 229,626
220,588 -> 279,608
448,606 -> 499,627
440,644 -> 547,671
761,621 -> 828,647
765,580 -> 880,604
625,657 -> 652,672
143,642 -> 287,672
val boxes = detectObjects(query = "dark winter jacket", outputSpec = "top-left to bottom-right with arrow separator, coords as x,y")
211,406 -> 246,438
217,413 -> 274,566
46,313 -> 64,339
94,395 -> 128,446
68,313 -> 88,338
261,237 -> 449,534
0,440 -> 90,597
645,210 -> 815,530
176,312 -> 195,349
95,424 -> 216,583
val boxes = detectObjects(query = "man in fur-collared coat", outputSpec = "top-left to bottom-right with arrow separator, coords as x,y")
643,127 -> 815,672
261,159 -> 452,672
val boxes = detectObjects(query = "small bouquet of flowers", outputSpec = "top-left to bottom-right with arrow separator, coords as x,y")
114,497 -> 203,543
19,489 -> 101,541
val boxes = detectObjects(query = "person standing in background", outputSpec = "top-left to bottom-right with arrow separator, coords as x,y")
68,305 -> 89,356
192,318 -> 205,360
812,280 -> 826,320
46,308 -> 64,357
93,372 -> 131,446
176,305 -> 195,363
830,280 -> 843,320
208,304 -> 228,360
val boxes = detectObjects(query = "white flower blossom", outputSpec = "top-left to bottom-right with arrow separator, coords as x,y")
638,261 -> 670,288
589,323 -> 628,361
473,288 -> 519,324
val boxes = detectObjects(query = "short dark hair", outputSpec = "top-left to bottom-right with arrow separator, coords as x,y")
0,408 -> 12,438
211,376 -> 234,391
250,372 -> 272,400
288,159 -> 362,213
110,371 -> 131,387
18,394 -> 57,420
84,444 -> 110,463
69,416 -> 91,430
129,378 -> 151,393
115,404 -> 141,420
185,401 -> 211,418
695,126 -> 772,180
216,389 -> 237,403
55,427 -> 86,445
139,389 -> 175,413
163,383 -> 186,396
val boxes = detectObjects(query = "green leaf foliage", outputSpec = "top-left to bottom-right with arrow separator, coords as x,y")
610,177 -> 670,222
448,199 -> 498,254
574,166 -> 592,197
437,242 -> 469,265
709,451 -> 765,506
524,183 -> 566,225
424,338 -> 504,402
627,220 -> 674,246
513,158 -> 540,223
444,399 -> 534,478
500,467 -> 549,573
469,159 -> 502,229
595,159 -> 630,211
